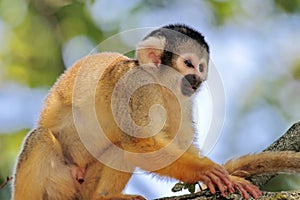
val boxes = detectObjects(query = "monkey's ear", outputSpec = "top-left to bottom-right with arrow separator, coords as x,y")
136,36 -> 165,67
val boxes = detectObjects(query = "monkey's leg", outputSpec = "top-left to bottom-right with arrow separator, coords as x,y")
12,128 -> 77,200
93,166 -> 145,200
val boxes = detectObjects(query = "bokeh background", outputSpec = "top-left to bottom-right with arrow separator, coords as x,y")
1,0 -> 300,199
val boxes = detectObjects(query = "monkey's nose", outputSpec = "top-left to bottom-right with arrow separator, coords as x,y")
191,75 -> 202,89
195,80 -> 203,89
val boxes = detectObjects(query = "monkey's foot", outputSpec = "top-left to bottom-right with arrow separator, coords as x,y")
230,175 -> 262,199
94,194 -> 146,200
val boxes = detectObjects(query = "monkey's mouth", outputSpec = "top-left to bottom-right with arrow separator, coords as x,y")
181,82 -> 199,96
181,74 -> 202,96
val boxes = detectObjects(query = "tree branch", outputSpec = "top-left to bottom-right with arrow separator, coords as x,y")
0,176 -> 13,190
158,190 -> 300,200
157,121 -> 300,200
250,121 -> 300,187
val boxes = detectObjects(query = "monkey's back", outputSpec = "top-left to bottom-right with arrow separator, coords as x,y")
39,52 -> 129,131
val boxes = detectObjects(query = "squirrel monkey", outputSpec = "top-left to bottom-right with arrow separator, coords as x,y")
12,24 -> 300,200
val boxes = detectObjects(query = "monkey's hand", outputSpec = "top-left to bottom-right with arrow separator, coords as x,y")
193,159 -> 262,199
194,163 -> 235,197
156,155 -> 235,197
230,175 -> 262,199
94,194 -> 145,200
194,164 -> 262,199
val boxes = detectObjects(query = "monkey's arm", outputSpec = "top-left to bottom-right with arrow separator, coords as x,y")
164,152 -> 300,199
156,150 -> 234,196
121,136 -> 234,197
117,82 -> 262,198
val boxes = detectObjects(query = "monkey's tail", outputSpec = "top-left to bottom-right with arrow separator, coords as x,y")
223,151 -> 300,178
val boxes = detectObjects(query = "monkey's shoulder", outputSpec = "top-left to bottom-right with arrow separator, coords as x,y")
100,59 -> 139,85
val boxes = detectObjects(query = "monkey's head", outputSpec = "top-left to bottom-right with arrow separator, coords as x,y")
136,24 -> 209,96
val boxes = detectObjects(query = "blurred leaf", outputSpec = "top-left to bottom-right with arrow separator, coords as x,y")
291,61 -> 300,81
262,174 -> 300,191
1,0 -> 105,87
207,0 -> 237,25
142,0 -> 169,8
274,0 -> 300,13
124,50 -> 136,59
0,129 -> 28,174
171,182 -> 185,192
185,183 -> 196,194
0,0 -> 28,26
171,182 -> 198,194
54,2 -> 104,42
2,11 -> 63,87
0,129 -> 28,200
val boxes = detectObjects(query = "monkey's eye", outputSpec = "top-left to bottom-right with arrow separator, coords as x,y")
184,60 -> 194,68
199,64 -> 204,72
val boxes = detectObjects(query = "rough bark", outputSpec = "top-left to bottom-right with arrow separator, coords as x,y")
250,121 -> 300,187
158,190 -> 300,200
157,121 -> 300,200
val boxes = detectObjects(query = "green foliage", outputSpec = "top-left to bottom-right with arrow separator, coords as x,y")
5,12 -> 63,87
207,0 -> 237,25
292,61 -> 300,81
0,0 -> 63,87
262,174 -> 300,192
54,2 -> 104,41
0,129 -> 28,199
172,182 -> 200,194
275,0 -> 300,13
0,129 -> 28,175
0,0 -> 104,87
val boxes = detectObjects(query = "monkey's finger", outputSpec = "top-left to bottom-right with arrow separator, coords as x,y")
234,183 -> 250,199
214,164 -> 229,174
207,173 -> 227,197
242,184 -> 262,199
207,182 -> 216,195
211,169 -> 234,193
200,175 -> 216,194
231,176 -> 262,199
